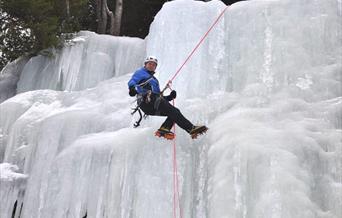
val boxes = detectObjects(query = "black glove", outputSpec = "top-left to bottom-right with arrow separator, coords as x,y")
166,90 -> 177,101
129,86 -> 137,96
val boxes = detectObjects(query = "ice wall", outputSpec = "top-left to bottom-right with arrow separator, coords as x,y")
0,0 -> 341,218
0,31 -> 145,98
0,57 -> 29,103
146,0 -> 227,98
147,0 -> 342,98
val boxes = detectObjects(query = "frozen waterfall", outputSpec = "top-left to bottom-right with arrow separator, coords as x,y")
0,31 -> 145,103
0,0 -> 341,218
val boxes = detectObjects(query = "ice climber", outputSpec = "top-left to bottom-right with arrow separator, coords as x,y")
128,56 -> 208,140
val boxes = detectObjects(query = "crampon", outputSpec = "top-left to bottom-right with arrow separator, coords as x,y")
189,125 -> 208,139
155,128 -> 175,140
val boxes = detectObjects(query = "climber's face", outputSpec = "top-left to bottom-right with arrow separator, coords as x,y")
145,61 -> 157,72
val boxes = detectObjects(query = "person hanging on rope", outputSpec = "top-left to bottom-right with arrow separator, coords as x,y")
128,56 -> 208,140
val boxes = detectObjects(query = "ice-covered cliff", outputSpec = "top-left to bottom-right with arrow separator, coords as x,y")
0,31 -> 145,103
0,0 -> 341,218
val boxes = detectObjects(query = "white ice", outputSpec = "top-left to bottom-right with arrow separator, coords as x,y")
0,31 -> 145,98
0,0 -> 341,218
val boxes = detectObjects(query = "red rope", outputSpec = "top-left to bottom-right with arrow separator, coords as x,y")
168,5 -> 229,84
171,99 -> 183,218
166,6 -> 229,218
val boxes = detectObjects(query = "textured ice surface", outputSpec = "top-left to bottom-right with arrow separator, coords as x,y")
0,57 -> 29,103
0,0 -> 341,218
0,163 -> 28,217
11,31 -> 144,93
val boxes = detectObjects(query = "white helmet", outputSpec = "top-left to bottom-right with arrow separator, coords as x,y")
144,56 -> 158,65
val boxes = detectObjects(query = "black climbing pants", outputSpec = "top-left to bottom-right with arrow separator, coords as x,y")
139,93 -> 193,132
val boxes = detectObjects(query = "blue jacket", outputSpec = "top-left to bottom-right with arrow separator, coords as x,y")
128,67 -> 161,94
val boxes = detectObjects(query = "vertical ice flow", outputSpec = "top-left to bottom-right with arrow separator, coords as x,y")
0,0 -> 341,218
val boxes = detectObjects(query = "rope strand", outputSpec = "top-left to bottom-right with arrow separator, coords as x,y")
168,5 -> 229,84
167,6 -> 229,218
